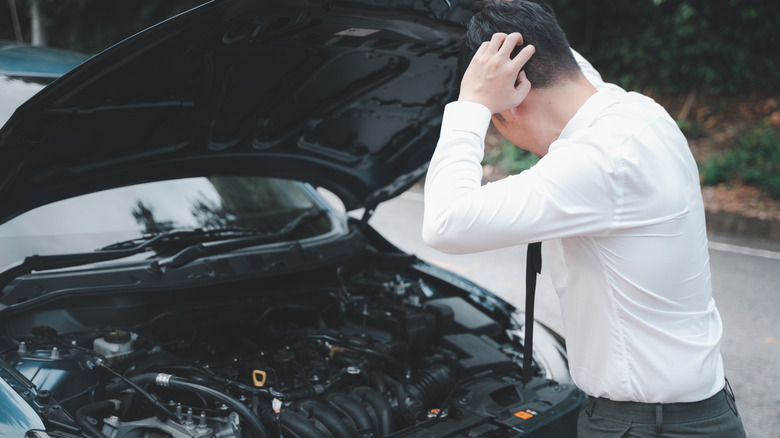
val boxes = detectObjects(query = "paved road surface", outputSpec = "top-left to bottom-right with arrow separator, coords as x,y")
348,188 -> 780,438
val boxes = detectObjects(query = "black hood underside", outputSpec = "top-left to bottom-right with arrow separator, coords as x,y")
0,0 -> 477,223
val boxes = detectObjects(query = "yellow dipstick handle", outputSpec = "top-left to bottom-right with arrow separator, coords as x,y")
252,369 -> 267,387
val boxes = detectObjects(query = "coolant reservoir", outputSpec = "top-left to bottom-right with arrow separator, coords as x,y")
93,330 -> 136,361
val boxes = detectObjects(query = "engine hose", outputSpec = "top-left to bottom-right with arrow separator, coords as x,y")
279,384 -> 322,401
130,373 -> 269,438
74,399 -> 120,438
276,373 -> 342,401
351,386 -> 394,437
96,362 -> 179,424
406,364 -> 452,409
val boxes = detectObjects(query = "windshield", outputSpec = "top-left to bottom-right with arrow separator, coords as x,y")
0,176 -> 332,270
0,75 -> 49,128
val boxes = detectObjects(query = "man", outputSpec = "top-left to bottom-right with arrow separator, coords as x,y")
421,1 -> 747,436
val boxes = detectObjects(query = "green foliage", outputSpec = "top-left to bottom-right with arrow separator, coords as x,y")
700,124 -> 780,198
548,0 -> 780,94
484,139 -> 540,175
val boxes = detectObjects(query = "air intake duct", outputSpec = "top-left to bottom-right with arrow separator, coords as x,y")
405,364 -> 452,411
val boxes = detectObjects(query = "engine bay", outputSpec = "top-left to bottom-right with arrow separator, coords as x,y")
0,265 -> 581,437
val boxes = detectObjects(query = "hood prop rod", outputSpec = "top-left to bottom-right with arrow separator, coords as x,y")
522,242 -> 542,387
359,200 -> 379,228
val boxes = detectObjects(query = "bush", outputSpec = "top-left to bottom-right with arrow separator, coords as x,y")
700,124 -> 780,198
548,0 -> 780,94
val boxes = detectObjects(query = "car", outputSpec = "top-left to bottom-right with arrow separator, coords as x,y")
0,40 -> 89,128
0,1 -> 584,437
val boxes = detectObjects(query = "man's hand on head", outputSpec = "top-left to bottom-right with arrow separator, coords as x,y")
458,32 -> 535,115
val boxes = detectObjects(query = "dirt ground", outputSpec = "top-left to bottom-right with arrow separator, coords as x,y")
484,92 -> 780,222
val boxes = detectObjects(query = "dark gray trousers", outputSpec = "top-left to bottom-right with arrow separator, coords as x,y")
577,385 -> 746,437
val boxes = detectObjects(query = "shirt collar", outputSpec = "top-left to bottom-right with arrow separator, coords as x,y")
558,88 -> 623,140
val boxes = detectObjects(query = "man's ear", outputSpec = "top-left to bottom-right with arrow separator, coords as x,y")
508,86 -> 536,118
505,100 -> 526,123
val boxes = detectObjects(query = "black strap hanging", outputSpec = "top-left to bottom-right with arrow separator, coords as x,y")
522,241 -> 542,387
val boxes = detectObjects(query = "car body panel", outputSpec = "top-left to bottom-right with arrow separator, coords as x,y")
0,368 -> 45,434
0,0 -> 476,225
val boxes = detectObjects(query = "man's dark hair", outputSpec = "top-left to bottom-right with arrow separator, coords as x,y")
458,0 -> 580,89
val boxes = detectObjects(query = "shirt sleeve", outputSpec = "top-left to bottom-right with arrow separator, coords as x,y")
422,102 -> 619,254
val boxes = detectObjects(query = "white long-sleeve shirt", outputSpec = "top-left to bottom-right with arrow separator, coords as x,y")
422,52 -> 724,403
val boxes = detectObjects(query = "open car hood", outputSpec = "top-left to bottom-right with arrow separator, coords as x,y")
0,0 -> 475,223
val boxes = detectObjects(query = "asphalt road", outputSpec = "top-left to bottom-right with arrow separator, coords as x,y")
350,188 -> 780,438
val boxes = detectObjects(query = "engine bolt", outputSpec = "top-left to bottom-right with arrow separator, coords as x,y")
185,408 -> 194,426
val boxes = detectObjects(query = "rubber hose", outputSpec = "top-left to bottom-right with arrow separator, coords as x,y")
74,399 -> 119,438
131,373 -> 269,438
280,384 -> 320,401
406,364 -> 452,408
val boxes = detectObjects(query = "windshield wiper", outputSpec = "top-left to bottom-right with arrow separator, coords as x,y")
156,208 -> 328,269
98,227 -> 264,251
0,209 -> 327,291
0,229 -> 200,291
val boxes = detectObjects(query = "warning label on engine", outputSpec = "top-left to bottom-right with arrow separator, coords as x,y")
513,409 -> 538,420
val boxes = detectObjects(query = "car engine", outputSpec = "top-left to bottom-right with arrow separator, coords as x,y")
1,267 -> 580,438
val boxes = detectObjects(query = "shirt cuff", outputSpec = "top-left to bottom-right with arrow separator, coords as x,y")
440,101 -> 492,141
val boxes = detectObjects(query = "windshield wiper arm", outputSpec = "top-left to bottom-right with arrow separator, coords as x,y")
0,229 -> 203,291
0,228 -> 268,291
0,211 -> 327,291
157,208 -> 328,269
98,227 -> 266,251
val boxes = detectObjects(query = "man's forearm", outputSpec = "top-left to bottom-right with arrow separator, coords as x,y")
422,101 -> 492,253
